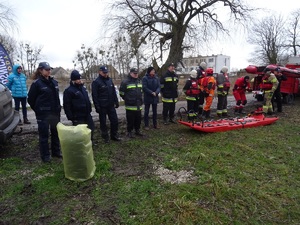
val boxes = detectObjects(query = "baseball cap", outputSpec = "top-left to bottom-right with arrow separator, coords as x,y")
168,63 -> 175,67
38,62 -> 53,70
99,66 -> 109,73
130,68 -> 138,73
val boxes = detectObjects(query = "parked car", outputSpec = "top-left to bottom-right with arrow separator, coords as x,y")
0,82 -> 20,144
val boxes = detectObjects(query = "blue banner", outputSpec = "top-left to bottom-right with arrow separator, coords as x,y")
0,43 -> 13,84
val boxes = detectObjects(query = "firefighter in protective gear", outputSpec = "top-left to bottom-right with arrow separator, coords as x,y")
183,70 -> 201,121
261,68 -> 279,115
216,66 -> 231,117
272,67 -> 287,112
196,61 -> 207,115
119,68 -> 144,138
160,63 -> 179,125
233,76 -> 251,114
200,67 -> 216,119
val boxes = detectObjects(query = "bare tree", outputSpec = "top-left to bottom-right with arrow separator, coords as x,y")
248,15 -> 287,65
73,44 -> 107,80
16,42 -> 43,77
105,0 -> 254,74
0,1 -> 17,33
286,9 -> 300,56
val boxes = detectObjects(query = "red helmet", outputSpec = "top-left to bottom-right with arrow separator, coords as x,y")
206,67 -> 213,75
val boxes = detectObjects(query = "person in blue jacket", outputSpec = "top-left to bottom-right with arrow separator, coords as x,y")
142,66 -> 160,130
28,62 -> 62,163
63,70 -> 94,139
6,64 -> 31,124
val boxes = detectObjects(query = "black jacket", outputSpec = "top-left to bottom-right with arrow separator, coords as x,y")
160,70 -> 178,99
63,82 -> 92,121
28,76 -> 61,119
92,75 -> 118,110
119,75 -> 143,109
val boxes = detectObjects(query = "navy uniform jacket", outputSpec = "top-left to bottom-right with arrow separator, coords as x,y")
28,75 -> 61,119
92,75 -> 118,110
142,73 -> 160,105
63,82 -> 92,121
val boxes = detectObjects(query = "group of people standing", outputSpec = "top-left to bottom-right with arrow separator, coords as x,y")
183,62 -> 231,120
10,62 -> 177,163
6,61 -> 286,163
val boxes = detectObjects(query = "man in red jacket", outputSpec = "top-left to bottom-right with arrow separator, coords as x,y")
233,76 -> 251,114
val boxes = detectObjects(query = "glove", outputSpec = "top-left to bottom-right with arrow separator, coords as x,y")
115,102 -> 119,108
204,92 -> 209,97
222,92 -> 227,96
268,92 -> 273,97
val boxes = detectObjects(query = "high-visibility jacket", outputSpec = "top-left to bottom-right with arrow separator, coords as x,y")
160,69 -> 178,103
183,78 -> 200,101
260,73 -> 279,92
216,72 -> 230,94
200,75 -> 216,95
119,75 -> 143,110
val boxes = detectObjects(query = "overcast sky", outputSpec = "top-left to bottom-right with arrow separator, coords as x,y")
7,0 -> 298,70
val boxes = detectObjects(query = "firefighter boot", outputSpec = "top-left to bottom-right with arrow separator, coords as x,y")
206,110 -> 212,119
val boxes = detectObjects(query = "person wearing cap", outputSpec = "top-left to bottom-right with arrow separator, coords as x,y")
233,75 -> 252,114
261,68 -> 279,115
142,66 -> 160,130
92,66 -> 120,143
196,61 -> 207,115
272,67 -> 287,113
160,62 -> 179,125
28,62 -> 62,163
215,66 -> 231,117
182,69 -> 201,121
6,64 -> 31,124
119,68 -> 143,138
63,70 -> 94,139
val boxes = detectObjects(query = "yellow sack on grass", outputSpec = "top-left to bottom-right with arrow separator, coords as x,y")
57,122 -> 96,182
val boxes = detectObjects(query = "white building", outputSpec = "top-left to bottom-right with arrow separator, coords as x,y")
176,54 -> 231,74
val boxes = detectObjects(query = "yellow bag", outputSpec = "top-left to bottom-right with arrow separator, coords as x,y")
57,123 -> 96,182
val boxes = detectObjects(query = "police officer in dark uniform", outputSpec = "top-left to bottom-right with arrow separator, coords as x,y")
92,66 -> 120,143
119,68 -> 143,138
63,70 -> 94,139
28,62 -> 62,163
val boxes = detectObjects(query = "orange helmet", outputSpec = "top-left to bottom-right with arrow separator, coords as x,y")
206,67 -> 213,75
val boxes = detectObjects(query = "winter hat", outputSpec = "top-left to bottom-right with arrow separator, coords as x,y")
147,66 -> 155,74
70,70 -> 81,80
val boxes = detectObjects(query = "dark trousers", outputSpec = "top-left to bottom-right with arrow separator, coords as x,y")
98,107 -> 119,137
272,89 -> 283,112
37,114 -> 61,161
217,94 -> 228,111
162,102 -> 176,120
126,110 -> 142,132
13,97 -> 28,118
144,104 -> 158,127
187,99 -> 200,114
73,114 -> 95,139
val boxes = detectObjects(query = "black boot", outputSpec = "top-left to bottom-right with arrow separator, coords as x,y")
23,117 -> 31,124
102,133 -> 110,143
238,107 -> 246,114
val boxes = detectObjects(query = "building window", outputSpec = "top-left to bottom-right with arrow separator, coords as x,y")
208,58 -> 214,63
191,60 -> 194,64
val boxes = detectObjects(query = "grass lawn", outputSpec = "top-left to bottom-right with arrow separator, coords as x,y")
0,99 -> 300,225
